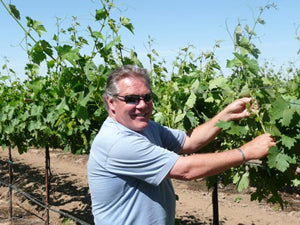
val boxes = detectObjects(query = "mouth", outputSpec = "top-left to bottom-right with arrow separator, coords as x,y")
134,113 -> 147,117
131,112 -> 148,119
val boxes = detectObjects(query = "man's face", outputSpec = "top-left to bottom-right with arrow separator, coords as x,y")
107,76 -> 153,132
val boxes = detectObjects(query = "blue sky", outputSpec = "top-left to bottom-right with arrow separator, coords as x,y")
0,0 -> 299,78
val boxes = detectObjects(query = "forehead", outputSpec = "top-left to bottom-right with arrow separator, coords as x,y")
117,77 -> 150,93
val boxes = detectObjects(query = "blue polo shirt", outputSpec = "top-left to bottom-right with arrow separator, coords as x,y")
87,117 -> 186,225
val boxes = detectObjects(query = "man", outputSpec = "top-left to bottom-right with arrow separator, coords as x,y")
87,65 -> 275,225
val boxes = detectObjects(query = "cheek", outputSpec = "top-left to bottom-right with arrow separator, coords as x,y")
120,105 -> 135,118
148,103 -> 153,113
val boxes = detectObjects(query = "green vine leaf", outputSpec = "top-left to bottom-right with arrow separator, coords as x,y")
281,108 -> 294,126
233,171 -> 250,192
208,76 -> 227,90
61,47 -> 80,66
84,62 -> 98,81
174,112 -> 186,124
267,146 -> 294,172
120,16 -> 134,34
8,4 -> 20,20
95,9 -> 108,21
281,135 -> 296,149
26,17 -> 46,37
269,95 -> 289,121
185,93 -> 196,109
215,120 -> 232,130
77,106 -> 88,120
30,42 -> 46,64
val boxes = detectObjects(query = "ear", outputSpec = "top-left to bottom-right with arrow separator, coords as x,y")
107,96 -> 116,114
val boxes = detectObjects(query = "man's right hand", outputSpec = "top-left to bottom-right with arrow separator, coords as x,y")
240,133 -> 276,161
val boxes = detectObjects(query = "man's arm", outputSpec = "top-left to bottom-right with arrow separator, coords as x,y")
168,133 -> 276,180
180,97 -> 253,154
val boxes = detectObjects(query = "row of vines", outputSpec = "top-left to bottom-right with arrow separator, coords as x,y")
1,0 -> 300,207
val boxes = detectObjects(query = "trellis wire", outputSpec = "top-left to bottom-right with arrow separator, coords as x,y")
0,179 -> 91,225
0,151 -> 91,225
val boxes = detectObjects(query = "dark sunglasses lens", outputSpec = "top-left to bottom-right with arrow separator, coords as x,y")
123,94 -> 152,104
124,95 -> 140,104
144,94 -> 152,102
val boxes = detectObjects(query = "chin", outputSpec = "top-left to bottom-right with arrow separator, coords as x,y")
132,122 -> 149,132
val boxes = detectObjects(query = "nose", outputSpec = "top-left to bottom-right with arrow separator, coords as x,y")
136,98 -> 148,108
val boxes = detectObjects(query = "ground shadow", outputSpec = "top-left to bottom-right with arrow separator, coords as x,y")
175,215 -> 226,225
0,158 -> 94,224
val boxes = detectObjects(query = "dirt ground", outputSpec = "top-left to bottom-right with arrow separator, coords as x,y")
0,148 -> 300,225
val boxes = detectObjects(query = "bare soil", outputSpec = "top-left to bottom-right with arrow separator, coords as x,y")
0,148 -> 300,225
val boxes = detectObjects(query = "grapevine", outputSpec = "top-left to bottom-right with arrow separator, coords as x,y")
0,0 -> 299,208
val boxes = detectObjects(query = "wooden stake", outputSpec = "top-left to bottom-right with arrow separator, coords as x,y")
8,145 -> 13,223
45,146 -> 50,225
212,180 -> 219,225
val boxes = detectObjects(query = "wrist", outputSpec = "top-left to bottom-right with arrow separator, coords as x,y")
214,110 -> 231,123
237,148 -> 246,164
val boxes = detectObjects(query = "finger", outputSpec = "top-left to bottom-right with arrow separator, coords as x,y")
239,97 -> 252,106
251,100 -> 259,109
249,100 -> 259,113
241,97 -> 252,102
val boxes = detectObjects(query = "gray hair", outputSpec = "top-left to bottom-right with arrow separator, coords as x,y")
103,65 -> 151,110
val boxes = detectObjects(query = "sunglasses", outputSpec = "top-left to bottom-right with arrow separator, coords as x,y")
116,93 -> 152,104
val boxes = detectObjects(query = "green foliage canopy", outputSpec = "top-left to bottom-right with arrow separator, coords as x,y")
0,0 -> 299,207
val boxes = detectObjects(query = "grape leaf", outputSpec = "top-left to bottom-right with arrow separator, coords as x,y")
174,112 -> 185,123
290,99 -> 300,114
267,146 -> 292,172
77,106 -> 88,120
30,43 -> 46,65
190,79 -> 200,92
269,96 -> 289,121
209,76 -> 227,90
275,154 -> 291,172
215,120 -> 247,135
61,48 -> 80,66
120,16 -> 134,34
281,135 -> 296,149
9,4 -> 20,20
238,171 -> 249,192
186,111 -> 198,127
185,93 -> 196,109
154,112 -> 165,124
233,171 -> 249,192
269,125 -> 281,136
227,124 -> 248,135
95,9 -> 108,21
281,108 -> 294,126
84,62 -> 98,81
215,120 -> 233,130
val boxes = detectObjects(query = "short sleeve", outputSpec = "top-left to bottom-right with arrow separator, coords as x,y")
105,131 -> 179,186
158,125 -> 186,152
141,121 -> 186,153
